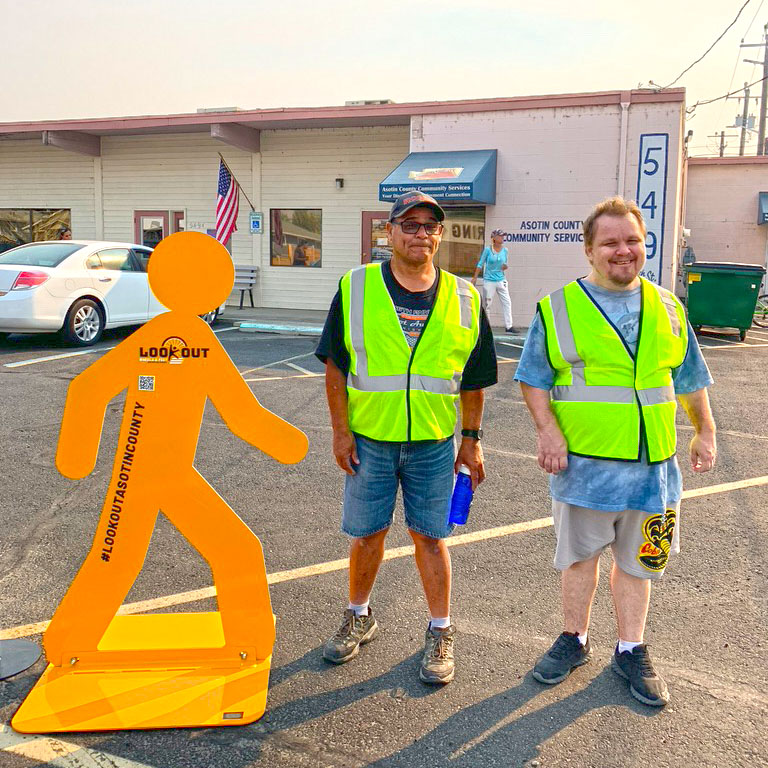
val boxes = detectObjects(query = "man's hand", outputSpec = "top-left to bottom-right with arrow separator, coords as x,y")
678,388 -> 717,473
333,429 -> 359,475
689,429 -> 716,472
455,437 -> 485,490
536,423 -> 568,474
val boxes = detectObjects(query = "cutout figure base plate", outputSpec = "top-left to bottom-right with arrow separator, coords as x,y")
0,640 -> 42,680
12,613 -> 272,733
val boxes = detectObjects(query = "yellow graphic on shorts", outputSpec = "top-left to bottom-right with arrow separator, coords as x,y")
636,509 -> 677,571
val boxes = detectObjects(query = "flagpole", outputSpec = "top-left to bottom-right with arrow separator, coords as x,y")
218,153 -> 256,212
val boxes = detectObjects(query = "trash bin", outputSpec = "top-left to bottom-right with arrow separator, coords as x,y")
684,261 -> 766,341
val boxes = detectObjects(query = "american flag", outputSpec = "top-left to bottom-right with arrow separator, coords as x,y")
215,159 -> 239,246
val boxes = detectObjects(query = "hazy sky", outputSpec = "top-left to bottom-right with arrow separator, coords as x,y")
5,0 -> 767,157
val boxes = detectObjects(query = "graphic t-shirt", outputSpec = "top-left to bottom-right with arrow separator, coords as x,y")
380,260 -> 437,348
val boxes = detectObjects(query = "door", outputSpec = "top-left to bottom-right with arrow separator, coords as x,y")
361,211 -> 392,264
134,211 -> 169,249
89,248 -> 149,324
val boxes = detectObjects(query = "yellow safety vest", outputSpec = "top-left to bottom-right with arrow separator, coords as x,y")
341,263 -> 481,442
538,278 -> 688,463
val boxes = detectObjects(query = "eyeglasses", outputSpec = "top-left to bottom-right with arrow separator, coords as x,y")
394,221 -> 443,235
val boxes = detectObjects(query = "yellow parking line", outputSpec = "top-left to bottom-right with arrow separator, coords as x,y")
0,724 -> 154,766
3,476 -> 766,641
678,424 -> 768,441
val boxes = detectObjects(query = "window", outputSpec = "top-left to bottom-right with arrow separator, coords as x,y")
270,209 -> 322,267
132,248 -> 153,272
435,207 -> 486,278
0,242 -> 80,267
0,208 -> 72,253
97,248 -> 138,272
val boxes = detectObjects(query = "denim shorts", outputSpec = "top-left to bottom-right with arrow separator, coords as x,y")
342,435 -> 456,540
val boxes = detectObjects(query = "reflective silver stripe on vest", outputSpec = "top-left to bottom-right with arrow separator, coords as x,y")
637,385 -> 675,406
651,283 -> 682,337
549,288 -> 584,366
456,278 -> 473,329
348,370 -> 461,396
552,384 -> 635,403
347,267 -> 461,396
349,266 -> 368,377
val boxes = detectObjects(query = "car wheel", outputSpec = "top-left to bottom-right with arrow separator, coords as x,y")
201,309 -> 219,326
63,299 -> 104,346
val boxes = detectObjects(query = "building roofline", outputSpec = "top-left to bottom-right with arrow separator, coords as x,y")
688,156 -> 768,165
0,89 -> 685,138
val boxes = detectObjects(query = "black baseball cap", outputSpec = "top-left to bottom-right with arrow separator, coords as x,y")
388,191 -> 445,222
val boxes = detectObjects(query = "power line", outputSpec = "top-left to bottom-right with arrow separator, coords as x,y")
687,73 -> 768,116
717,0 -> 765,127
663,0 -> 753,88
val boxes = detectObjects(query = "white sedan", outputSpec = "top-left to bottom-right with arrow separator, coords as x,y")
0,241 -> 225,346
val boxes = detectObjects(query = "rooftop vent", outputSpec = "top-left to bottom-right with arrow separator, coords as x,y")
345,100 -> 394,106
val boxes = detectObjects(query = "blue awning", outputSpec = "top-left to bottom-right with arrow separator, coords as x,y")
759,192 -> 768,225
379,150 -> 497,204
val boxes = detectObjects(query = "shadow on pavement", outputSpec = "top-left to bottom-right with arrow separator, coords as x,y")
363,668 -> 660,768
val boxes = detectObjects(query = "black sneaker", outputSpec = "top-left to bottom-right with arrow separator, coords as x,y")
611,644 -> 669,707
532,632 -> 592,684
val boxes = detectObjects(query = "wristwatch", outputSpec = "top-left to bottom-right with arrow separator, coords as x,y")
461,428 -> 483,441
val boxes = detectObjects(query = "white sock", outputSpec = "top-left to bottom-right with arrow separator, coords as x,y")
617,639 -> 642,654
348,601 -> 369,616
578,632 -> 588,647
429,616 -> 451,629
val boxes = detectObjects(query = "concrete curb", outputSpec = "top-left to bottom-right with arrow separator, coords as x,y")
235,321 -> 525,343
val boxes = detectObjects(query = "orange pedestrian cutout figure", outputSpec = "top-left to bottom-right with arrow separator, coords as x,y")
13,232 -> 308,733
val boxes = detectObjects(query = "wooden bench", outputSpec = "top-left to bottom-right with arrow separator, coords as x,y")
234,265 -> 259,309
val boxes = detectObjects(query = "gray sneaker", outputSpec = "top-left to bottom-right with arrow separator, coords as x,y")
532,632 -> 592,684
612,644 -> 670,707
323,609 -> 379,664
420,624 -> 455,684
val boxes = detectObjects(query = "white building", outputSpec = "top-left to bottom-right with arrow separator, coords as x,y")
0,89 -> 687,325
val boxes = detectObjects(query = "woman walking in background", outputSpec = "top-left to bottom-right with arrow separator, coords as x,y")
472,229 -> 516,333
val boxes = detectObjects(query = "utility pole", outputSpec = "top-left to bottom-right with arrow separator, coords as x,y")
740,83 -> 751,154
742,23 -> 768,155
708,131 -> 737,157
728,82 -> 753,155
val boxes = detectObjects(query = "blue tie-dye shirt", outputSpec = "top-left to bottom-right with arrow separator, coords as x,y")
514,281 -> 713,514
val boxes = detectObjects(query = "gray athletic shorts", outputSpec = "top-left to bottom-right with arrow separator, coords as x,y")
552,500 -> 681,581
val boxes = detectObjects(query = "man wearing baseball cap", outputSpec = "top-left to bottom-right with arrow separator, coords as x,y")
315,191 -> 497,683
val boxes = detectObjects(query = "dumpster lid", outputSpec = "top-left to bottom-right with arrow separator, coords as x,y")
685,261 -> 766,274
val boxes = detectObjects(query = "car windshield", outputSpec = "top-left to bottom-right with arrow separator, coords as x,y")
0,243 -> 82,267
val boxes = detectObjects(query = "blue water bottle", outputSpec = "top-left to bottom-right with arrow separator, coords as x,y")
448,465 -> 473,525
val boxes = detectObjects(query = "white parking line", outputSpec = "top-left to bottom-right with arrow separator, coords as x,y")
3,346 -> 117,369
702,343 -> 768,350
3,474 -> 766,642
500,341 -> 524,349
287,361 -> 316,375
212,326 -> 237,334
239,351 -> 315,377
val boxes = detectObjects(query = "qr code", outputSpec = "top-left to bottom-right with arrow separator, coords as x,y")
138,375 -> 155,392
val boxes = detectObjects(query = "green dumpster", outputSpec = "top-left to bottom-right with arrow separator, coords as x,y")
684,261 -> 766,341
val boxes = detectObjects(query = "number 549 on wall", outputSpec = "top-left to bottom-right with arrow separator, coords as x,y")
636,134 -> 668,285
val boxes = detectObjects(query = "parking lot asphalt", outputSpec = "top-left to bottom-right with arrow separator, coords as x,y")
0,323 -> 766,768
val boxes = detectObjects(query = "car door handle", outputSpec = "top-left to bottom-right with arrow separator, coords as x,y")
98,277 -> 112,282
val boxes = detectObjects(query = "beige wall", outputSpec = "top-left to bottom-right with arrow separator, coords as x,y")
260,125 -> 409,310
0,139 -> 96,236
685,159 -> 768,269
414,100 -> 685,326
